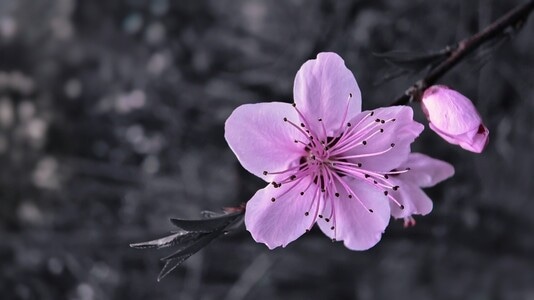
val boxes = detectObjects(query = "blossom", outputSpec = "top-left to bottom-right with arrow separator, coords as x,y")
421,85 -> 489,153
225,52 -> 452,250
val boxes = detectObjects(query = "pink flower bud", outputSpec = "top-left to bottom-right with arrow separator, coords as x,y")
421,85 -> 489,153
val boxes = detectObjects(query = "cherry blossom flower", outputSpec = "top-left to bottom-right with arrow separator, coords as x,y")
225,52 -> 452,250
421,85 -> 489,153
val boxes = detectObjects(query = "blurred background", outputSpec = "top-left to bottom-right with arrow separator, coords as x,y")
1,0 -> 533,299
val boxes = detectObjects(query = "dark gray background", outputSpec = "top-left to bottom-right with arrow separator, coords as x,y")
1,0 -> 533,299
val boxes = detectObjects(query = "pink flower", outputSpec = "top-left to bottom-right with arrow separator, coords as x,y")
421,85 -> 489,153
225,52 -> 452,250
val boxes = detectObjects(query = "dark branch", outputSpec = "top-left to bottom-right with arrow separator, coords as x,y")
390,0 -> 534,106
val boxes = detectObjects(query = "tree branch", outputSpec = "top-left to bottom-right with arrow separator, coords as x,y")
390,0 -> 534,106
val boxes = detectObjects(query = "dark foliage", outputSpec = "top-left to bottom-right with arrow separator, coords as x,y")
131,210 -> 244,281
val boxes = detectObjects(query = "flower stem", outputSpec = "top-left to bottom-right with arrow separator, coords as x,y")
390,0 -> 534,106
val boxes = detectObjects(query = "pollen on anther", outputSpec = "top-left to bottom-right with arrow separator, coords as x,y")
368,209 -> 374,213
381,120 -> 385,124
263,171 -> 268,175
325,218 -> 330,222
391,143 -> 396,147
384,191 -> 389,196
357,163 -> 362,167
348,195 -> 353,198
393,186 -> 399,191
335,192 -> 340,197
362,141 -> 367,145
380,128 -> 384,133
364,174 -> 370,178
290,175 -> 296,180
400,205 -> 405,209
304,212 -> 309,216
349,93 -> 353,97
283,117 -> 288,122
373,180 -> 378,184
347,122 -> 352,127
292,103 -> 296,107
370,111 -> 375,116
384,174 -> 389,179
392,118 -> 396,122
300,191 -> 304,196
300,123 -> 305,127
271,197 -> 276,202
318,118 -> 322,122
318,215 -> 323,218
375,118 -> 380,122
330,226 -> 335,230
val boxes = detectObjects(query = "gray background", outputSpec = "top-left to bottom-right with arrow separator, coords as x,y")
1,0 -> 533,299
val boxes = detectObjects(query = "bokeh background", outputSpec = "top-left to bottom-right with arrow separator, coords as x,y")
1,0 -> 533,299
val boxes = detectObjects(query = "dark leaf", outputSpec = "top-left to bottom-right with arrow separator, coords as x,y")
157,230 -> 223,281
170,211 -> 242,233
130,210 -> 245,281
129,230 -> 203,250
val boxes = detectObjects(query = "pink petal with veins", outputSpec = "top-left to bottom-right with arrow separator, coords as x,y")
224,102 -> 305,182
397,153 -> 455,188
245,176 -> 321,249
317,178 -> 390,250
294,52 -> 362,138
388,153 -> 454,218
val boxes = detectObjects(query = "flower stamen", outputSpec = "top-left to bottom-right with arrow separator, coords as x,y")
335,93 -> 353,134
283,117 -> 316,146
333,142 -> 395,159
292,103 -> 322,140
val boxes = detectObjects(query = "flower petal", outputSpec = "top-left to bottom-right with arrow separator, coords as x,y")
397,153 -> 455,188
317,177 -> 390,250
429,123 -> 489,153
387,179 -> 433,218
428,123 -> 462,145
458,124 -> 490,153
245,177 -> 320,249
386,153 -> 454,218
293,52 -> 361,137
225,102 -> 306,181
339,106 -> 424,172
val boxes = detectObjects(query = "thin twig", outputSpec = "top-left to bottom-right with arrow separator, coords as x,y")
390,0 -> 534,106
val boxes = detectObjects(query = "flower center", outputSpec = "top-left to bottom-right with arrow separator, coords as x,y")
263,98 -> 409,237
